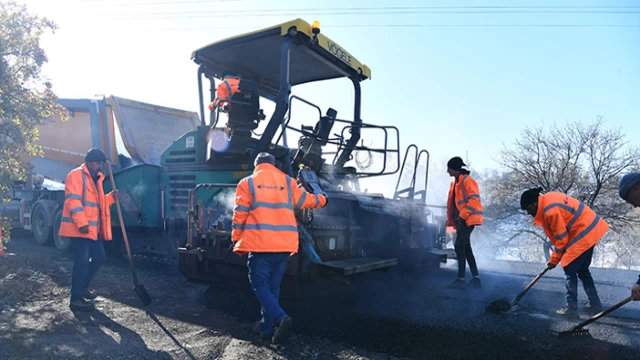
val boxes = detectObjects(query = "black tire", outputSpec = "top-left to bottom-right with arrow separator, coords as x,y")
31,204 -> 52,245
52,210 -> 71,252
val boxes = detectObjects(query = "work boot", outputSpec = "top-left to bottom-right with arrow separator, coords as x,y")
580,300 -> 603,315
84,288 -> 98,300
466,277 -> 482,288
69,297 -> 94,312
253,321 -> 273,340
272,316 -> 294,345
447,278 -> 466,289
556,306 -> 580,320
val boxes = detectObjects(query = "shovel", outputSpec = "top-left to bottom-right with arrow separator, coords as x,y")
486,266 -> 550,313
107,161 -> 152,306
558,296 -> 632,339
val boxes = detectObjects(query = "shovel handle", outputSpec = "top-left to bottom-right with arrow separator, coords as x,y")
106,161 -> 140,285
512,267 -> 550,305
571,296 -> 633,331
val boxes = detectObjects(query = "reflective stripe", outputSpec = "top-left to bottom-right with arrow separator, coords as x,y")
564,215 -> 602,251
554,231 -> 568,240
457,176 -> 480,207
295,192 -> 307,211
554,246 -> 566,254
286,178 -> 292,205
461,176 -> 469,202
81,170 -> 87,207
248,178 -> 256,209
223,80 -> 232,100
86,201 -> 99,208
62,217 -> 98,226
253,202 -> 293,210
66,194 -> 81,200
70,207 -> 84,215
544,201 -> 585,241
465,205 -> 483,215
234,205 -> 250,212
314,194 -> 321,208
243,224 -> 298,232
232,223 -> 244,230
566,202 -> 584,233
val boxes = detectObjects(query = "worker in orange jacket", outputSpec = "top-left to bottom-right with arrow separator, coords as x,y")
521,187 -> 608,319
208,70 -> 241,113
618,172 -> 640,301
232,152 -> 328,344
59,148 -> 119,312
446,156 -> 483,289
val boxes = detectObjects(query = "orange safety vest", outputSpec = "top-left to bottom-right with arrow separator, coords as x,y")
231,163 -> 327,255
533,192 -> 609,268
208,76 -> 241,112
58,164 -> 115,241
446,173 -> 483,227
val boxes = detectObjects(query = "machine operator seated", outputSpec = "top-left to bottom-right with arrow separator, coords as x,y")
208,70 -> 265,130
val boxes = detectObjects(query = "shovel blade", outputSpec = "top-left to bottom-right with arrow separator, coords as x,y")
134,284 -> 152,306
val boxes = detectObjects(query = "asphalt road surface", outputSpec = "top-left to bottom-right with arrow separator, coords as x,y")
2,236 -> 639,360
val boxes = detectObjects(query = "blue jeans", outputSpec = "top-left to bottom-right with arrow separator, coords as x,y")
71,237 -> 106,300
563,246 -> 601,310
247,252 -> 290,335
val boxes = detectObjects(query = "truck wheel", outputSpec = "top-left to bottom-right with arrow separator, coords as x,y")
32,204 -> 52,245
53,211 -> 71,252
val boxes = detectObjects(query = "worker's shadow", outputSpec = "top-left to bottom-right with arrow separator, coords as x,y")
71,308 -> 173,359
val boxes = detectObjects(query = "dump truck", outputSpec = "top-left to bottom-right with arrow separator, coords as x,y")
0,96 -> 200,254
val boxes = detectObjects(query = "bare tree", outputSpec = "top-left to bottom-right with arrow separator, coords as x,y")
481,117 -> 640,264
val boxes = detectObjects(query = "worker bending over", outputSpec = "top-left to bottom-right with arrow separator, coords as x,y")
618,172 -> 640,301
231,153 -> 328,344
520,187 -> 608,319
208,70 -> 241,113
59,148 -> 119,312
445,156 -> 483,289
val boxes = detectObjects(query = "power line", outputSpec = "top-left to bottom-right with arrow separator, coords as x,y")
79,24 -> 640,32
23,0 -> 243,6
102,10 -> 640,21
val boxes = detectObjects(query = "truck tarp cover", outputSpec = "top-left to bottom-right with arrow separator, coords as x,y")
108,96 -> 200,166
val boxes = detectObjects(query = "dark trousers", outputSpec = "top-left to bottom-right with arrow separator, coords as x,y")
247,252 -> 290,335
70,237 -> 106,300
455,221 -> 479,279
563,246 -> 601,310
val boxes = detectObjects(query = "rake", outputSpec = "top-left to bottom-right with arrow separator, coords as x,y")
486,266 -> 550,313
558,296 -> 632,339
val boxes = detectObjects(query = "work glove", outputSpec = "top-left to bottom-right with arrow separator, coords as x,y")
632,284 -> 640,301
546,262 -> 556,270
79,225 -> 89,234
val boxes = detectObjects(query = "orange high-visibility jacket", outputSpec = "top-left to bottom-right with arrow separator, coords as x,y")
533,192 -> 609,268
231,163 -> 328,255
58,164 -> 116,241
209,76 -> 241,111
446,174 -> 483,227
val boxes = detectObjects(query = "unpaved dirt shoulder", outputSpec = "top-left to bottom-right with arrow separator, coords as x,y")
0,238 -> 408,360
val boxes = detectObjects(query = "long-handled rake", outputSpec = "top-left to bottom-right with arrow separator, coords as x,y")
107,160 -> 152,306
558,296 -> 632,339
486,266 -> 550,313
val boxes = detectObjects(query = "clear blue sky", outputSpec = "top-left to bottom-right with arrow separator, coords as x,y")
17,0 -> 640,198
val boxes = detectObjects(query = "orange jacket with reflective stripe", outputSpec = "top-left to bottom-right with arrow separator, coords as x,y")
209,76 -> 241,111
446,173 -> 483,227
533,192 -> 609,268
58,164 -> 116,241
231,163 -> 328,255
